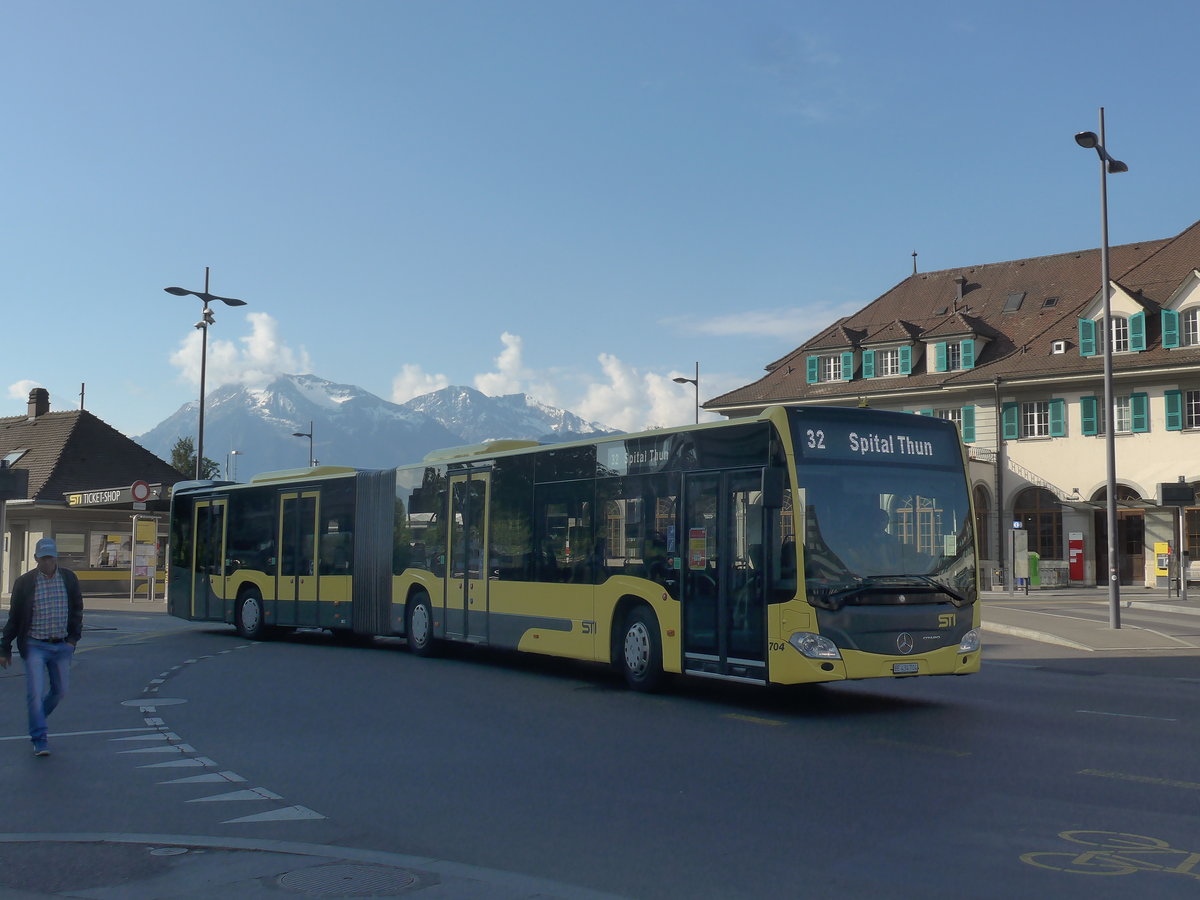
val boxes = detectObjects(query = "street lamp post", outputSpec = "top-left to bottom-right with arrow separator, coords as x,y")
673,361 -> 700,425
164,268 -> 247,480
292,421 -> 314,468
1075,107 -> 1128,630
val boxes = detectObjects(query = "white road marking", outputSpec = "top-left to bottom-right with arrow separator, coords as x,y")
1076,709 -> 1178,722
158,771 -> 247,785
223,805 -> 326,824
139,756 -> 217,769
188,787 -> 283,803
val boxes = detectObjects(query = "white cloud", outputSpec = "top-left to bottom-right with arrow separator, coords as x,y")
392,332 -> 728,432
7,379 -> 42,401
473,332 -> 533,397
391,364 -> 449,404
170,312 -> 312,389
682,304 -> 855,342
575,354 -> 710,432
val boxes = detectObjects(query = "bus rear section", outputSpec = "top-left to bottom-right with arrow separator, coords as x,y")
778,407 -> 980,683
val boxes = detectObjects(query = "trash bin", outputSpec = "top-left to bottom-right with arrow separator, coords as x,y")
1029,552 -> 1040,587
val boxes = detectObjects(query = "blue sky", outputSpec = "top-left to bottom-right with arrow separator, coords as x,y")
3,0 -> 1197,439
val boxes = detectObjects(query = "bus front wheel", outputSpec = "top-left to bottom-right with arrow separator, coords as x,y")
405,592 -> 439,657
620,606 -> 664,692
236,588 -> 269,640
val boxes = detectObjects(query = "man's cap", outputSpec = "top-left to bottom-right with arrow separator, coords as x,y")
34,538 -> 57,559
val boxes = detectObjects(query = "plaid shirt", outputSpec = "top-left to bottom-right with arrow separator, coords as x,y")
29,570 -> 69,640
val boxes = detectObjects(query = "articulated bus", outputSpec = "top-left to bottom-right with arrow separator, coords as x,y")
168,406 -> 980,690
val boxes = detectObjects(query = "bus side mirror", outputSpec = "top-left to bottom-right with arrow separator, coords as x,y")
762,468 -> 786,508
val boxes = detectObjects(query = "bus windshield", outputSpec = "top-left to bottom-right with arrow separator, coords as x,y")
790,410 -> 975,605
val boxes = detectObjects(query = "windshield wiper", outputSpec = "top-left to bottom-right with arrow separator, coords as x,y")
852,573 -> 971,607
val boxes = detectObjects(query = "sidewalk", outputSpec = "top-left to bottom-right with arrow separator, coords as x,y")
981,585 -> 1200,652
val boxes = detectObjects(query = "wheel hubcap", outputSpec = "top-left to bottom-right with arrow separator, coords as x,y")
242,598 -> 260,632
624,622 -> 649,675
411,604 -> 429,646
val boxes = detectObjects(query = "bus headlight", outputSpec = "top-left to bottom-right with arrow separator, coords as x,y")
788,633 -> 842,660
958,629 -> 980,653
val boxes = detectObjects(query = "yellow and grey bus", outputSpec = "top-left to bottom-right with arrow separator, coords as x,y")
168,405 -> 980,690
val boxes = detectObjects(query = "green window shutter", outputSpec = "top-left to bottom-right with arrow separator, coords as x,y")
1130,392 -> 1149,432
1130,311 -> 1147,351
1162,310 -> 1180,349
1002,403 -> 1019,439
1049,398 -> 1066,437
899,345 -> 912,374
934,342 -> 947,372
806,356 -> 819,384
1081,396 -> 1098,436
961,339 -> 975,369
862,349 -> 875,379
840,351 -> 855,381
961,405 -> 976,443
1079,318 -> 1096,357
1166,389 -> 1183,430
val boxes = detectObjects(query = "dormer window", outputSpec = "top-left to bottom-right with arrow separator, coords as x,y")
1078,311 -> 1146,356
1051,340 -> 1066,354
932,339 -> 976,372
1183,309 -> 1200,345
1110,316 -> 1129,352
805,352 -> 855,384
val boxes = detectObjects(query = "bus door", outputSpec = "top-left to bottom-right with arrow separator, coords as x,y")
191,499 -> 227,620
278,490 -> 320,627
681,470 -> 767,682
447,472 -> 490,643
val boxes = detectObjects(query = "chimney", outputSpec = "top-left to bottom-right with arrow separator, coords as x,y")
27,387 -> 50,419
953,275 -> 967,311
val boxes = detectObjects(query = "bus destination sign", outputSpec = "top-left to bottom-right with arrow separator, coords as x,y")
795,415 -> 957,465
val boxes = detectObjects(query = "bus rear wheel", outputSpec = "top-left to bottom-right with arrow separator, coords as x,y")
620,606 -> 664,692
236,588 -> 269,640
405,592 -> 439,657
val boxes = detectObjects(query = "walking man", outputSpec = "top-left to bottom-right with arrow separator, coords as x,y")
1,538 -> 83,756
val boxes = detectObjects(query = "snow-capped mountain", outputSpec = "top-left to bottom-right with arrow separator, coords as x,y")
403,385 -> 612,445
135,375 -> 617,478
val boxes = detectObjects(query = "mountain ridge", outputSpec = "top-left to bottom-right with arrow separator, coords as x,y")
134,374 -> 617,478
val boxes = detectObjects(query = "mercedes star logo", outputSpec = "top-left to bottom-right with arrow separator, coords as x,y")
896,632 -> 914,655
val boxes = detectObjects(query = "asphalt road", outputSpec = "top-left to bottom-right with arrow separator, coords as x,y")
0,604 -> 1198,898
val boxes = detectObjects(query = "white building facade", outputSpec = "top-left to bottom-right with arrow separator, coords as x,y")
708,220 -> 1200,590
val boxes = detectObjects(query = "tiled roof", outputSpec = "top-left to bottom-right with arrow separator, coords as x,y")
0,409 -> 183,502
708,220 -> 1198,410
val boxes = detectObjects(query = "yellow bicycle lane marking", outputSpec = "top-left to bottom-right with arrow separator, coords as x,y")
1021,830 -> 1200,881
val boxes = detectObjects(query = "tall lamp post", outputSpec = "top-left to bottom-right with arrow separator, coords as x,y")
1075,108 -> 1128,629
292,421 -> 314,468
164,268 -> 247,480
673,361 -> 700,425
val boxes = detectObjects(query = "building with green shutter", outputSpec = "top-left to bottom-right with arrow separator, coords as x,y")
708,219 -> 1200,589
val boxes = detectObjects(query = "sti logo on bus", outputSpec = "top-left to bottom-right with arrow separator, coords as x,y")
938,614 -> 955,629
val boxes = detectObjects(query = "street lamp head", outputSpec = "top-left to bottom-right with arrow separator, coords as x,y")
1074,131 -> 1098,149
1107,158 -> 1128,174
672,376 -> 696,386
164,286 -> 248,307
292,432 -> 310,438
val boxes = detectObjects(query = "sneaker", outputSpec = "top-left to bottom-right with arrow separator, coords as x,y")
33,743 -> 50,757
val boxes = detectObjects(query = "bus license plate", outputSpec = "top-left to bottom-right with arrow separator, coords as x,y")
892,662 -> 919,675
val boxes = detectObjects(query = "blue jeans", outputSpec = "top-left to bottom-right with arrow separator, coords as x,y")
23,639 -> 74,745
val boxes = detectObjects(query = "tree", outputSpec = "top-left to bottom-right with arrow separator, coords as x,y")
170,436 -> 221,479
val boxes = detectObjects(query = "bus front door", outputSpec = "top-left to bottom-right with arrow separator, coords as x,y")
192,499 -> 227,621
278,491 -> 320,627
682,470 -> 767,683
447,472 -> 490,643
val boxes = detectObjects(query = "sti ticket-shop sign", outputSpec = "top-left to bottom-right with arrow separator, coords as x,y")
794,413 -> 960,466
